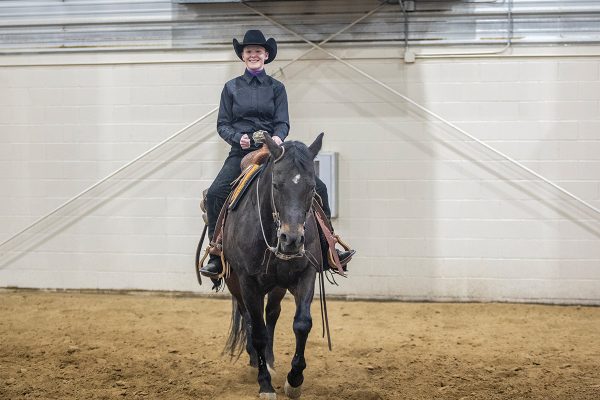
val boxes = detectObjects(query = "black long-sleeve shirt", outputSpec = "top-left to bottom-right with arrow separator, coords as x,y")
217,69 -> 290,150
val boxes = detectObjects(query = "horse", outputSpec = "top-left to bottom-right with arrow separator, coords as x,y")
222,133 -> 324,399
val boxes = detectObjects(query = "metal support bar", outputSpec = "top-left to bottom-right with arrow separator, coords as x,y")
269,1 -> 387,79
244,2 -> 600,218
0,0 -> 390,254
0,109 -> 219,251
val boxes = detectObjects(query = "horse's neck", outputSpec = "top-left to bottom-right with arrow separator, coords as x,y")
257,161 -> 275,225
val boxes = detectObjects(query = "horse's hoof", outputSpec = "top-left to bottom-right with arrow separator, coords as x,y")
267,363 -> 277,377
259,392 -> 277,400
284,379 -> 302,399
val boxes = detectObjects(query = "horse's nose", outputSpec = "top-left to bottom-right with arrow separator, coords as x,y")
280,232 -> 305,248
279,226 -> 305,253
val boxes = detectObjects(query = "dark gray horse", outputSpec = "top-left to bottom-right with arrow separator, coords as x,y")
222,133 -> 324,399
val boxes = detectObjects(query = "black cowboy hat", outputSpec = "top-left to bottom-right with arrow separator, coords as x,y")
233,30 -> 277,64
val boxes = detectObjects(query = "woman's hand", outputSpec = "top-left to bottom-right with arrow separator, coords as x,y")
240,134 -> 251,149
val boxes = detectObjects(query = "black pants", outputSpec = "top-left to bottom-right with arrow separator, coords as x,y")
206,147 -> 331,240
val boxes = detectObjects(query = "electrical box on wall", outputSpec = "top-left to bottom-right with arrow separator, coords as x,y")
314,152 -> 338,218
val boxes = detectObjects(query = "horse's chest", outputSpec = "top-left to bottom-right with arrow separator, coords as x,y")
257,264 -> 303,289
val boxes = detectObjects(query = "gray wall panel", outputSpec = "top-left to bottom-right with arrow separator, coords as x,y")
1,1 -> 600,53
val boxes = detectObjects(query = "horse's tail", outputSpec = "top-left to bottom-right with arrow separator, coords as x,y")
223,297 -> 246,360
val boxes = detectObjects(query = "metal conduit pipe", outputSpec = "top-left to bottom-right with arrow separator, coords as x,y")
0,0 -> 388,254
244,2 -> 600,218
3,48 -> 600,69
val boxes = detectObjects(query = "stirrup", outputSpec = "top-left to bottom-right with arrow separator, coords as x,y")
197,245 -> 229,280
199,258 -> 222,278
336,249 -> 355,265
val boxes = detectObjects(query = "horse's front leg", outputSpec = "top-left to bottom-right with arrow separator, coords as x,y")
265,287 -> 286,372
241,277 -> 276,398
244,308 -> 259,368
285,273 -> 315,399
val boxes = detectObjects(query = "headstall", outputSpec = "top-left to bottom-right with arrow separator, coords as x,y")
256,146 -> 306,261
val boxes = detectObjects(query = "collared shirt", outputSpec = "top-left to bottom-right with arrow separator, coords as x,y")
217,69 -> 290,150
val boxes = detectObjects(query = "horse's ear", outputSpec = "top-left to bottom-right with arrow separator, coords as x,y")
263,133 -> 283,160
308,132 -> 324,159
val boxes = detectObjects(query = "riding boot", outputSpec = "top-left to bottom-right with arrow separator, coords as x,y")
336,248 -> 356,266
200,254 -> 222,278
318,228 -> 355,272
201,190 -> 226,279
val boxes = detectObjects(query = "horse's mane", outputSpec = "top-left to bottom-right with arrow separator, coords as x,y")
280,141 -> 313,173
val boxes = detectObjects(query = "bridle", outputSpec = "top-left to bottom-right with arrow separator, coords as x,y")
255,146 -> 308,261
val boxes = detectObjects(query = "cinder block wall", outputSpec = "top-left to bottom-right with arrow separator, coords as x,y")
1,47 -> 599,303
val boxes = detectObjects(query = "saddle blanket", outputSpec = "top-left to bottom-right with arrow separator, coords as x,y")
228,163 -> 265,210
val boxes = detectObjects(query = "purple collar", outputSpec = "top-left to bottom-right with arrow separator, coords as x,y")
246,68 -> 266,77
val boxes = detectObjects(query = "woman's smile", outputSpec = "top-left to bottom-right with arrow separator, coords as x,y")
243,45 -> 269,71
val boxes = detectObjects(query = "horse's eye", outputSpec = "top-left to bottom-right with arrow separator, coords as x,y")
273,183 -> 282,191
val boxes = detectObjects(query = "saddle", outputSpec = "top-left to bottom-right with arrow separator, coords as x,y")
228,146 -> 270,210
198,147 -> 352,279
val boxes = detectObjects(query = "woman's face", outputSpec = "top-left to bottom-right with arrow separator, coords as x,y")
243,45 -> 269,71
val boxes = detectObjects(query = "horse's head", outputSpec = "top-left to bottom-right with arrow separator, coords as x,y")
263,133 -> 323,256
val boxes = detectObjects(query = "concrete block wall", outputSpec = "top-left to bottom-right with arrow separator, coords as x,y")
1,46 -> 599,303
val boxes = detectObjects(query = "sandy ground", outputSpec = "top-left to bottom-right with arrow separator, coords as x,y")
1,290 -> 599,400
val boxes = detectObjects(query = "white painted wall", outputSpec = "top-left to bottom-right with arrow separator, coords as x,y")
1,46 -> 599,304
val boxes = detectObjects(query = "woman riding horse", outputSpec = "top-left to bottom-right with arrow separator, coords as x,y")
200,29 -> 353,278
